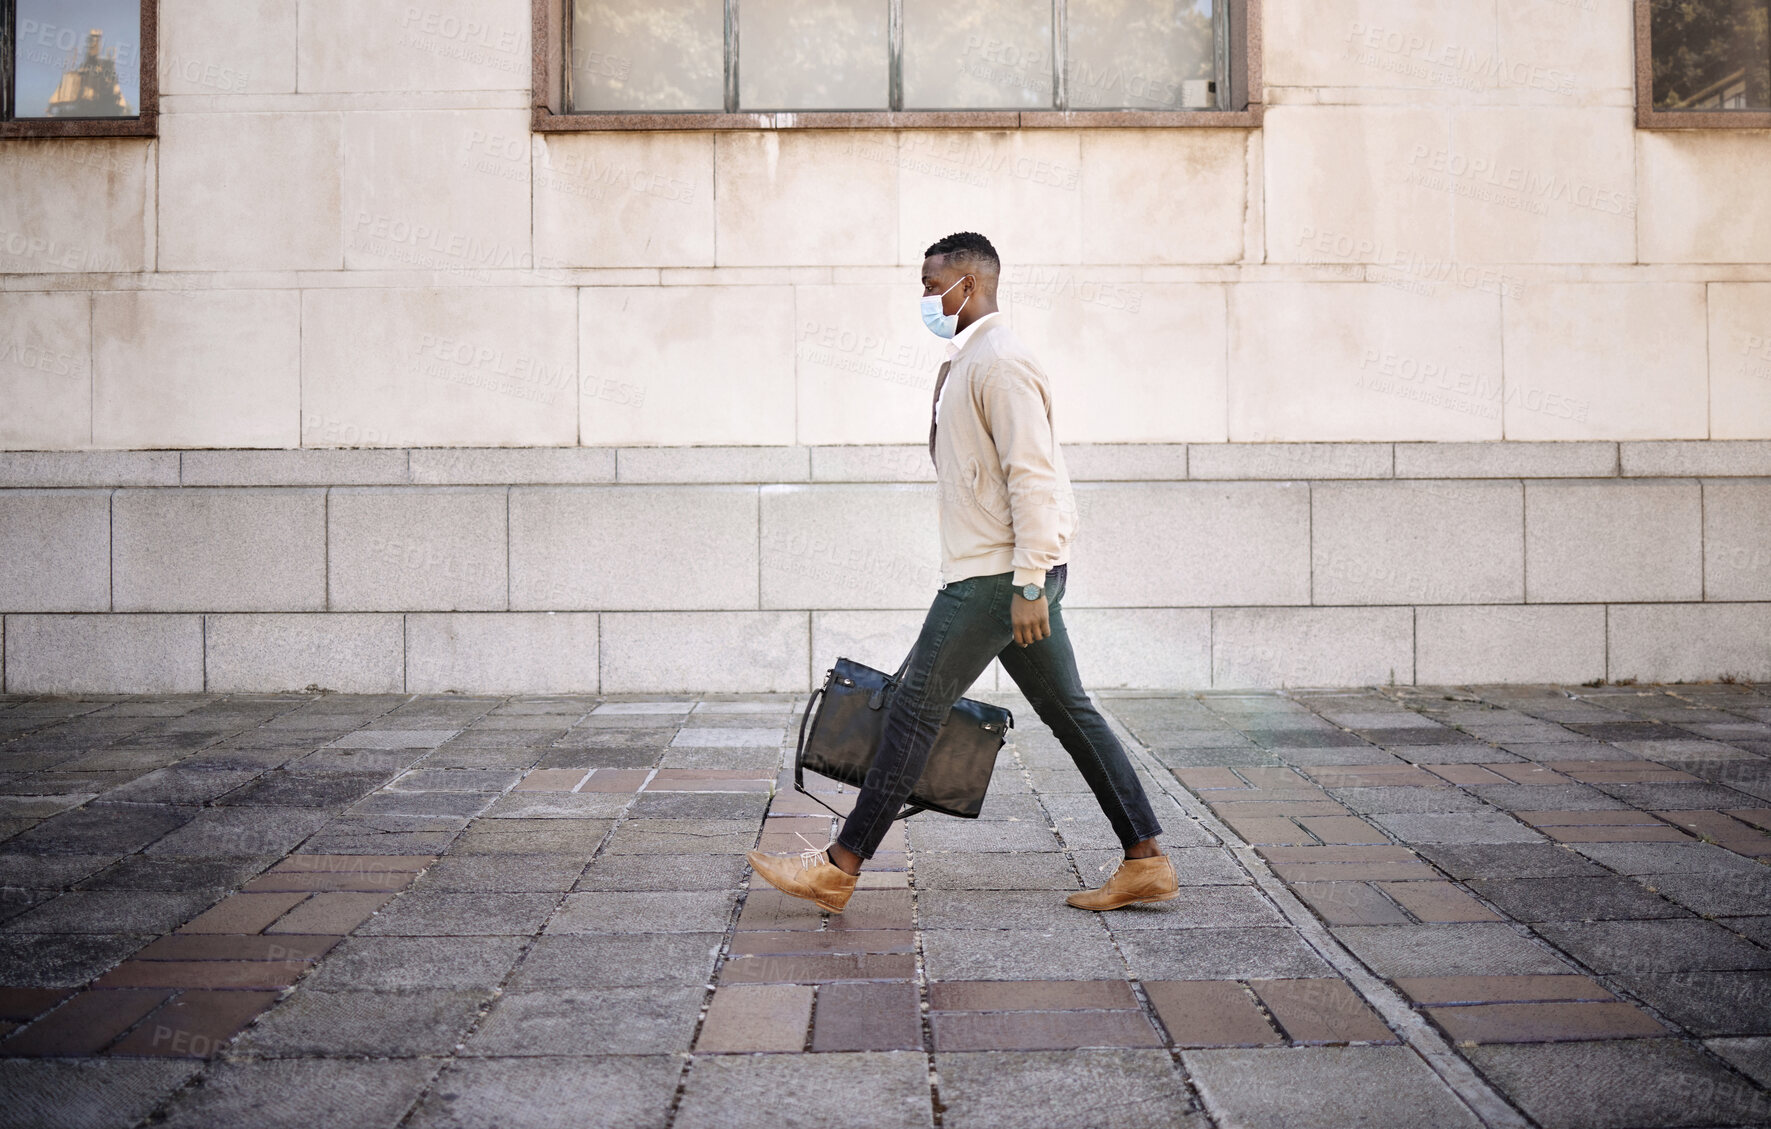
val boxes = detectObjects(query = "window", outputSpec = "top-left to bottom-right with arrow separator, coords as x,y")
1,0 -> 156,137
1637,0 -> 1771,127
535,0 -> 1260,129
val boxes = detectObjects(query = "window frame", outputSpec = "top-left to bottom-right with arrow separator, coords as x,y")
532,0 -> 1262,131
1635,0 -> 1771,129
0,0 -> 157,138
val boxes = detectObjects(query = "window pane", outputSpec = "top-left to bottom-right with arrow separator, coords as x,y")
571,0 -> 724,112
739,0 -> 888,110
1652,0 -> 1770,110
903,1 -> 1053,109
1068,0 -> 1215,110
14,0 -> 141,118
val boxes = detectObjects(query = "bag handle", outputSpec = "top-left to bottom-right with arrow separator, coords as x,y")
795,665 -> 927,825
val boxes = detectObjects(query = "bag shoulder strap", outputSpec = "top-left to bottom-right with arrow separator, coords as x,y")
792,678 -> 848,820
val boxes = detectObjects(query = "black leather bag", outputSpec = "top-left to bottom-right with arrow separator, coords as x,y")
794,655 -> 1013,821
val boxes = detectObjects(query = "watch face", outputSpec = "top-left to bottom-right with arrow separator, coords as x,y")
1022,584 -> 1041,600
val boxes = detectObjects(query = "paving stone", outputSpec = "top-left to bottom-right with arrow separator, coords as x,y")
135,934 -> 339,962
1118,928 -> 1333,981
1613,971 -> 1771,1037
1143,980 -> 1281,1047
1333,924 -> 1572,978
1372,812 -> 1543,845
234,988 -> 492,1056
2,890 -> 222,935
344,794 -> 499,824
106,768 -> 265,805
1535,920 -> 1771,974
546,890 -> 737,934
1292,882 -> 1413,926
476,792 -> 631,819
301,936 -> 527,991
214,770 -> 389,810
1706,1035 -> 1771,1088
10,804 -> 196,856
1641,869 -> 1771,918
1,987 -> 171,1056
906,819 -> 1059,853
265,893 -> 393,935
728,930 -> 913,956
1466,1039 -> 1771,1129
75,856 -> 275,893
928,980 -> 1139,1011
627,791 -> 772,820
602,819 -> 757,855
1597,781 -> 1767,809
1413,843 -> 1610,880
0,1058 -> 200,1129
109,988 -> 282,1057
694,983 -> 815,1053
674,1050 -> 932,1129
575,854 -> 750,892
1393,974 -> 1617,1004
508,933 -> 723,989
155,1058 -> 439,1129
1468,784 -> 1631,813
406,1055 -> 681,1129
464,985 -> 703,1056
0,933 -> 150,987
146,809 -> 332,859
718,952 -> 917,984
916,891 -> 1118,932
409,854 -> 584,893
1185,1045 -> 1484,1129
940,1048 -> 1203,1127
812,981 -> 922,1051
352,892 -> 554,936
920,928 -> 1123,981
1251,978 -> 1397,1043
1466,877 -> 1691,922
1325,786 -> 1489,815
1372,881 -> 1501,923
178,892 -> 309,934
0,852 -> 116,889
1427,1000 -> 1669,1043
1572,840 -> 1768,876
95,958 -> 307,990
448,820 -> 613,856
1103,887 -> 1288,930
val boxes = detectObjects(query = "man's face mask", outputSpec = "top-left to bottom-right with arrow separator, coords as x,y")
920,274 -> 972,339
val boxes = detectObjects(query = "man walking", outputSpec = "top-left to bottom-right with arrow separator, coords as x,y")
748,232 -> 1177,914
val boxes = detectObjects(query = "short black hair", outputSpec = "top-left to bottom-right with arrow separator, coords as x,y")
923,231 -> 1001,275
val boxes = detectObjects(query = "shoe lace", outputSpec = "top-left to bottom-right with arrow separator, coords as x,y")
793,830 -> 830,871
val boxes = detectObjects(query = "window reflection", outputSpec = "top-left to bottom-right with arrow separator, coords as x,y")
14,0 -> 140,118
739,0 -> 888,111
570,0 -> 724,112
1069,0 -> 1215,110
1652,0 -> 1770,110
903,0 -> 1052,110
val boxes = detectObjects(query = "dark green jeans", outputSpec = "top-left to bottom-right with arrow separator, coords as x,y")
835,564 -> 1163,858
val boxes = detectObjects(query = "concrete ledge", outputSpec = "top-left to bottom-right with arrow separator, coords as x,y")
0,451 -> 178,487
1622,440 -> 1771,477
1608,603 -> 1771,683
181,449 -> 410,486
409,448 -> 616,485
1416,605 -> 1606,685
617,446 -> 811,483
204,613 -> 405,693
3,614 -> 203,693
600,611 -> 810,693
1188,443 -> 1390,480
1066,444 -> 1190,481
810,446 -> 935,483
406,612 -> 599,694
1394,442 -> 1617,479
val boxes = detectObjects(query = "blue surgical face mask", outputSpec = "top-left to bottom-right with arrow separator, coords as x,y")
920,275 -> 972,339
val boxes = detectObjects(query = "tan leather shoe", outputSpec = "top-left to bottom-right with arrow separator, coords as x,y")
1066,854 -> 1179,910
745,845 -> 858,913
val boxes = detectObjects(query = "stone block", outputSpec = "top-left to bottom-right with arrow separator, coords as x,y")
301,286 -> 578,448
299,0 -> 529,92
1063,444 -> 1191,481
1312,480 -> 1523,604
1501,284 -> 1708,440
1212,607 -> 1413,688
204,614 -> 405,693
1227,282 -> 1502,442
1393,441 -> 1617,479
180,450 -> 409,487
1265,1 -> 1497,89
0,452 -> 178,487
533,132 -> 715,267
509,485 -> 757,610
1621,440 -> 1771,477
600,612 -> 810,693
1608,604 -> 1771,684
157,111 -> 341,270
810,446 -> 935,483
1415,606 -> 1605,685
760,484 -> 941,609
1523,480 -> 1702,602
1639,131 -> 1771,264
159,0 -> 298,94
1061,608 -> 1211,689
0,292 -> 91,450
1014,283 -> 1229,443
93,290 -> 302,449
1189,443 -> 1390,480
896,130 -> 1084,264
1494,0 -> 1635,104
0,139 -> 153,273
579,285 -> 796,446
409,448 -> 616,484
1079,129 -> 1246,264
714,132 -> 896,266
1185,1045 -> 1483,1129
406,613 -> 599,693
1705,480 -> 1771,601
113,488 -> 326,612
328,487 -> 508,611
792,283 -> 940,447
0,490 -> 110,612
1065,482 -> 1311,607
1707,284 -> 1771,440
4,615 -> 203,693
618,446 -> 810,484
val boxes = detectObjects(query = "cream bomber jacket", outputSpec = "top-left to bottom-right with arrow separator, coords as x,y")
931,316 -> 1077,589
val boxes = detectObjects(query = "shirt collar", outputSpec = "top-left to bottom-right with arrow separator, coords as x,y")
945,310 -> 1002,360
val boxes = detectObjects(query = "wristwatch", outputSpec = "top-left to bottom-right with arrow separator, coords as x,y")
1018,582 -> 1044,601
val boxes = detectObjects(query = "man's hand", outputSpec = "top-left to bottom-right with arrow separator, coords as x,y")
1012,593 -> 1050,647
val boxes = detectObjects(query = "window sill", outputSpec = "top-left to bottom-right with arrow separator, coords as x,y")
531,106 -> 1263,132
1634,107 -> 1771,130
0,115 -> 157,140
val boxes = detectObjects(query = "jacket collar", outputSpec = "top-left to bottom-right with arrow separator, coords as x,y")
945,311 -> 1005,366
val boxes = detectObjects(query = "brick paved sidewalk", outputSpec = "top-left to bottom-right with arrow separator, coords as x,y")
0,683 -> 1768,1128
